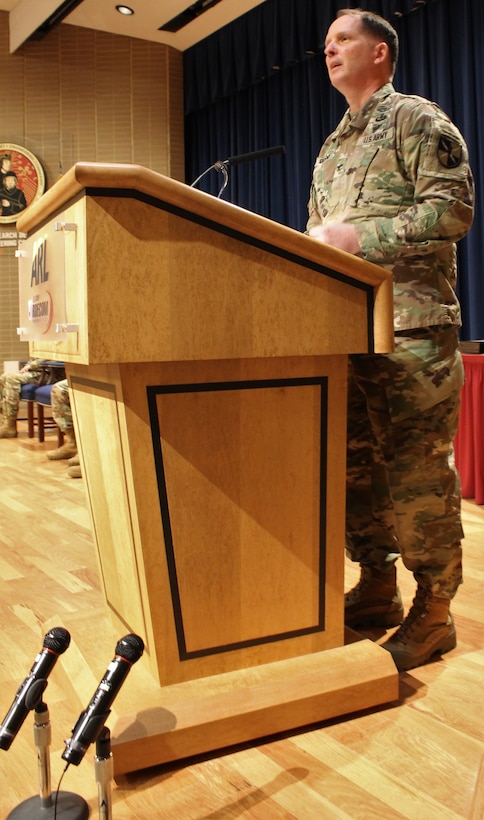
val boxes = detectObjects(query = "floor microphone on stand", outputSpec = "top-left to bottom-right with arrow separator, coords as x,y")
62,633 -> 144,767
0,627 -> 71,751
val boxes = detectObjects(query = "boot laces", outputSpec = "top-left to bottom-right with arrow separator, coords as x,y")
345,566 -> 373,603
393,587 -> 429,642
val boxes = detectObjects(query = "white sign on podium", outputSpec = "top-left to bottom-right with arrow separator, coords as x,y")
17,218 -> 72,342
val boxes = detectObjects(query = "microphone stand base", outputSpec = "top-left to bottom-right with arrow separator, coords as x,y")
7,791 -> 89,819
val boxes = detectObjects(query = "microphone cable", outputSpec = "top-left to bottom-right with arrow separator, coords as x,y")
54,762 -> 69,820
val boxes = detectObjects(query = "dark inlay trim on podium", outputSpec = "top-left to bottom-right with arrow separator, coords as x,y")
86,186 -> 375,353
147,376 -> 328,661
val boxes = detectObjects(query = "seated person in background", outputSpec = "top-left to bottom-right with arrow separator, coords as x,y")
0,359 -> 44,439
47,379 -> 81,479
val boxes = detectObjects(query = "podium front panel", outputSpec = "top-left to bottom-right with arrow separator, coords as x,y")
68,356 -> 347,685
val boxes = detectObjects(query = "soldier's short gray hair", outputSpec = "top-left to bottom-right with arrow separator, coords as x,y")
337,8 -> 399,76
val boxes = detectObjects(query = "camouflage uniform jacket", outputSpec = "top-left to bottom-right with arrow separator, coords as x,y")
307,83 -> 475,331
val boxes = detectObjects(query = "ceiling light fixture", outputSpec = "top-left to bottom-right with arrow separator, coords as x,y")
116,5 -> 134,15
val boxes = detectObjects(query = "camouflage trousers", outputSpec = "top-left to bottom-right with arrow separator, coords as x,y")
0,368 -> 42,420
51,379 -> 73,433
346,324 -> 464,599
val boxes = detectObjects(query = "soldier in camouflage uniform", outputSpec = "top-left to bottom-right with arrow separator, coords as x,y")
47,379 -> 81,477
307,9 -> 474,671
0,359 -> 44,438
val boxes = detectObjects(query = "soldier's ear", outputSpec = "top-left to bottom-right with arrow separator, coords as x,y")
374,41 -> 389,67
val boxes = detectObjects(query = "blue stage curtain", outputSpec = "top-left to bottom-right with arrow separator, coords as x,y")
184,0 -> 483,340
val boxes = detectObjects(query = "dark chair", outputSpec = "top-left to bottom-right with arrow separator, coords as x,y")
19,361 -> 66,444
35,383 -> 64,446
19,382 -> 38,437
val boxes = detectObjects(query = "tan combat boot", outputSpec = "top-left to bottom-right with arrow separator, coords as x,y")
0,418 -> 18,438
345,564 -> 404,629
381,587 -> 456,672
47,430 -> 77,460
66,451 -> 81,477
67,464 -> 82,479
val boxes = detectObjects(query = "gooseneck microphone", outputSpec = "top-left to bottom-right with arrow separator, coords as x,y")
215,144 -> 286,168
191,144 -> 286,197
0,627 -> 71,751
62,633 -> 144,766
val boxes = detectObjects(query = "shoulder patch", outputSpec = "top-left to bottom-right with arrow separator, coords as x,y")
437,135 -> 463,168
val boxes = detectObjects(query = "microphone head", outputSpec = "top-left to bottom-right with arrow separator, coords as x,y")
43,627 -> 71,655
115,634 -> 144,663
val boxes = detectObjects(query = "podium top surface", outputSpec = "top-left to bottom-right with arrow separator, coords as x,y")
17,162 -> 390,291
19,163 -> 394,361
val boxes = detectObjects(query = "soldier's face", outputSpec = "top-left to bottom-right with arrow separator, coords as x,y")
324,15 -> 381,94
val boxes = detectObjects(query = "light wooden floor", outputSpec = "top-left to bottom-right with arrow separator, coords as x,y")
0,421 -> 482,819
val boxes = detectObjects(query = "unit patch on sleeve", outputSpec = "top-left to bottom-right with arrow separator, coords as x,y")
437,135 -> 463,168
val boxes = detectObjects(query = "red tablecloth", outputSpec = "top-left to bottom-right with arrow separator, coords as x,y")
454,354 -> 484,504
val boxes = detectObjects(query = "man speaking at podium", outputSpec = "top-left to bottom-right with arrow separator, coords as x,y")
307,9 -> 474,671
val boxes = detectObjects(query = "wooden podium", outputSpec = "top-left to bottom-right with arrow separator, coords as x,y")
17,163 -> 398,774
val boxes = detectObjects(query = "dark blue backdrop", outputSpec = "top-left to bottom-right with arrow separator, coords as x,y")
184,0 -> 483,340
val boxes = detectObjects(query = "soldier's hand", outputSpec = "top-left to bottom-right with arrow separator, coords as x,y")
309,222 -> 361,255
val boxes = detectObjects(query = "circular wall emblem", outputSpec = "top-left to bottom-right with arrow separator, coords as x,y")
0,143 -> 45,225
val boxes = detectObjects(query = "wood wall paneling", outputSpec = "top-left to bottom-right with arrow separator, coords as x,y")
0,10 -> 184,364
